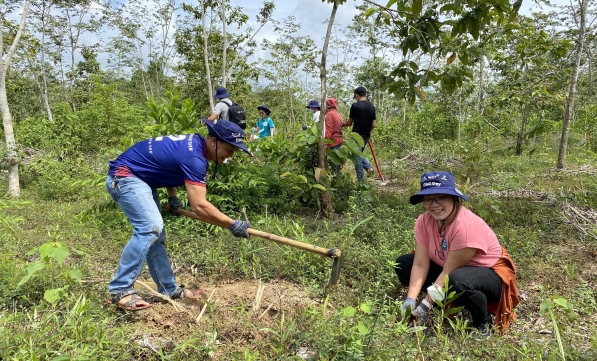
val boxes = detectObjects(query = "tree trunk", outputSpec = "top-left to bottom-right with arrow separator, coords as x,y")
516,105 -> 527,155
40,0 -> 53,122
477,56 -> 485,114
221,0 -> 227,87
317,0 -> 339,217
557,0 -> 588,169
201,0 -> 214,109
1,0 -> 31,197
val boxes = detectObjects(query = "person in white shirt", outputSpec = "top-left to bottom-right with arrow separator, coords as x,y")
306,100 -> 321,123
208,86 -> 233,123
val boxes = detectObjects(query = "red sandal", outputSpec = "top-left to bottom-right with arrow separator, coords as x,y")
106,290 -> 152,311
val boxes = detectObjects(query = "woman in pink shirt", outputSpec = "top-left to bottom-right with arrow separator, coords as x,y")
395,171 -> 518,340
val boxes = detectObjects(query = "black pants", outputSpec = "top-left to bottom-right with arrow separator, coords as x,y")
395,253 -> 502,327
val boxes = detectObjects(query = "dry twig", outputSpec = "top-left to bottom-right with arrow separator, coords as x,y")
196,289 -> 217,323
136,280 -> 190,314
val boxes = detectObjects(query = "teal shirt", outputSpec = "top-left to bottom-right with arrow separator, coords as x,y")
256,117 -> 275,138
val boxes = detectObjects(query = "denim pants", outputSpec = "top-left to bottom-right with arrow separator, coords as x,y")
330,143 -> 342,173
106,175 -> 178,296
394,253 -> 502,327
354,136 -> 373,181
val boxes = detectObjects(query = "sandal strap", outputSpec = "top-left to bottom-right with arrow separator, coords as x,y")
171,286 -> 201,299
110,289 -> 137,303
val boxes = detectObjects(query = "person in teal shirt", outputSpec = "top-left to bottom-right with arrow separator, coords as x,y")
253,105 -> 275,139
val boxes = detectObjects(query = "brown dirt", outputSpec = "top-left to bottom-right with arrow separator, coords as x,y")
129,278 -> 320,349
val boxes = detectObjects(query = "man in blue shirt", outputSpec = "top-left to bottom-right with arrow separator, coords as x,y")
106,120 -> 252,311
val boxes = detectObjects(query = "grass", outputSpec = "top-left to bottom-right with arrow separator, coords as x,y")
1,139 -> 597,360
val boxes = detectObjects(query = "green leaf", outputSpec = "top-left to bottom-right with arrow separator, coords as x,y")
17,273 -> 34,288
312,184 -> 327,191
44,287 -> 67,307
364,7 -> 375,17
412,0 -> 422,16
280,172 -> 292,178
349,132 -> 364,147
357,321 -> 369,335
297,175 -> 308,184
68,269 -> 83,282
39,242 -> 69,265
360,303 -> 372,314
342,306 -> 357,317
553,297 -> 569,308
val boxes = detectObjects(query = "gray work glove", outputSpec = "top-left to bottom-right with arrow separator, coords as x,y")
229,220 -> 252,238
401,297 -> 416,317
412,301 -> 431,322
168,196 -> 183,216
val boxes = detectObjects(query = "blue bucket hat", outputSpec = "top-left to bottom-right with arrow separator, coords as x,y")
409,171 -> 468,205
203,119 -> 252,155
213,86 -> 231,99
306,100 -> 320,109
257,105 -> 271,114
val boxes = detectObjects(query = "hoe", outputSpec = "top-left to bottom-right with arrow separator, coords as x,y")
171,207 -> 343,287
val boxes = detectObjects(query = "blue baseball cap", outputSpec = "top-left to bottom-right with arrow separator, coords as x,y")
203,119 -> 252,156
409,171 -> 468,205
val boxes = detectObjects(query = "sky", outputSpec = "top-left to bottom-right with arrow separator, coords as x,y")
6,0 -> 575,80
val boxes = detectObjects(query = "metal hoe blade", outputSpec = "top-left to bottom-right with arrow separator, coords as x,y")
327,248 -> 343,286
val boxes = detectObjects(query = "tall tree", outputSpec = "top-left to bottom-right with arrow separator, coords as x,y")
1,0 -> 31,196
557,0 -> 590,168
317,0 -> 343,217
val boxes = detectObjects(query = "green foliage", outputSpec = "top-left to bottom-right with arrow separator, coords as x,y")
18,242 -> 86,307
146,91 -> 199,136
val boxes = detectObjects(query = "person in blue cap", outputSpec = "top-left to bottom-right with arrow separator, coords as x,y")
208,86 -> 233,122
105,120 -> 253,311
306,100 -> 321,123
395,171 -> 518,340
253,105 -> 275,139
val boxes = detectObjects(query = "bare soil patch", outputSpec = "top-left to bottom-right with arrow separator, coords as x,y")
129,278 -> 319,350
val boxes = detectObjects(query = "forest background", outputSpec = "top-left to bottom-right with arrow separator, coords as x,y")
1,0 -> 597,359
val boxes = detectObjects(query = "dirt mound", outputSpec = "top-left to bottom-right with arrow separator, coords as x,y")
130,278 -> 319,349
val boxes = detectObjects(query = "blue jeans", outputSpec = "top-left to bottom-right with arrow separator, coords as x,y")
354,136 -> 373,181
106,175 -> 178,296
330,143 -> 342,173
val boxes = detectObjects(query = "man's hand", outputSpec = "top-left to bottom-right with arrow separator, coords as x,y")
229,220 -> 252,238
168,196 -> 183,216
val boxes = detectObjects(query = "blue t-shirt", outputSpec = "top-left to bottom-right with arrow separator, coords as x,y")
256,117 -> 275,138
108,134 -> 208,188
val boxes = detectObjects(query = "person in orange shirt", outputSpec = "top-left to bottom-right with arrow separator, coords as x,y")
324,98 -> 343,172
395,171 -> 519,340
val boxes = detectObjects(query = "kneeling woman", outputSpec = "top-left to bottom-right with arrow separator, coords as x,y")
395,171 -> 519,337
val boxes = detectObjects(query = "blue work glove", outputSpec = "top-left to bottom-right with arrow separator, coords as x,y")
168,196 -> 183,216
412,300 -> 431,322
401,297 -> 416,317
229,220 -> 252,238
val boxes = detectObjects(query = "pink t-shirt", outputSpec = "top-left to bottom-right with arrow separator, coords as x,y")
414,206 -> 502,268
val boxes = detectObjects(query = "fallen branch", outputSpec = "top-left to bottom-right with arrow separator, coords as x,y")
136,280 -> 190,314
196,289 -> 217,323
259,291 -> 287,319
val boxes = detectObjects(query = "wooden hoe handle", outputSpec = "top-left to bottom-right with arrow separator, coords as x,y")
174,207 -> 341,259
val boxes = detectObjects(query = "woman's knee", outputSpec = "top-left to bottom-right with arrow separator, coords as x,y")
447,268 -> 470,293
